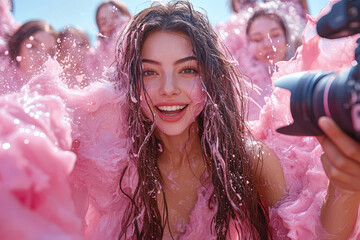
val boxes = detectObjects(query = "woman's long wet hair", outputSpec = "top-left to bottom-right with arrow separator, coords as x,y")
116,1 -> 270,239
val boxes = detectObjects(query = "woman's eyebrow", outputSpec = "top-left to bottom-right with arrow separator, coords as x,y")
142,56 -> 197,65
142,59 -> 160,65
174,56 -> 197,65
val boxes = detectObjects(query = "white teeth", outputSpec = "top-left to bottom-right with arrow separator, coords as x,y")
157,105 -> 186,111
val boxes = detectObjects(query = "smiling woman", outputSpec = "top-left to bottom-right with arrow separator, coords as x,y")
246,10 -> 288,64
116,2 -> 282,238
140,31 -> 206,136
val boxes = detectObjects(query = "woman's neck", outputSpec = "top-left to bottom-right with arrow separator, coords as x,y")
156,122 -> 203,168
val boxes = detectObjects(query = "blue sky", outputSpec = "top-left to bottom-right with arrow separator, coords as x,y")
13,0 -> 329,44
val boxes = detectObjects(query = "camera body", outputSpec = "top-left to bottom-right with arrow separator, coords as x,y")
275,0 -> 360,141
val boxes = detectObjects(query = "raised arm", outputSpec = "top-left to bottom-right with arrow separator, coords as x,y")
317,116 -> 360,239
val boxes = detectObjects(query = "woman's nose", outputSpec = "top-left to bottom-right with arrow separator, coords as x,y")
159,74 -> 180,96
263,35 -> 274,47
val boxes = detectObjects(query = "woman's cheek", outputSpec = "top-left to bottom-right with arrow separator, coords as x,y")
248,42 -> 261,60
189,81 -> 207,118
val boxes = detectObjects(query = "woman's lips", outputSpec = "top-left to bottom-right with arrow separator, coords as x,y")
265,51 -> 277,60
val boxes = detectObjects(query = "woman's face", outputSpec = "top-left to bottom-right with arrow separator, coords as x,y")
140,31 -> 207,136
57,34 -> 90,68
18,31 -> 57,75
247,16 -> 287,64
97,4 -> 129,37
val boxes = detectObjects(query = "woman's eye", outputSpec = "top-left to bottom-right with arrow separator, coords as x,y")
181,68 -> 198,74
271,34 -> 281,39
250,38 -> 261,43
143,70 -> 157,76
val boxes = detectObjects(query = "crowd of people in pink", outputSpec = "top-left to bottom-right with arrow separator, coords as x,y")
1,0 -> 360,239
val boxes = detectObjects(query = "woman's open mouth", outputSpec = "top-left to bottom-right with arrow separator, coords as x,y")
155,104 -> 188,122
156,105 -> 187,115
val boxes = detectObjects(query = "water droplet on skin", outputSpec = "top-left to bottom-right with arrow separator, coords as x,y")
4,50 -> 8,55
158,143 -> 163,152
57,38 -> 61,43
29,36 -> 34,40
26,43 -> 32,48
24,139 -> 29,144
16,56 -> 22,62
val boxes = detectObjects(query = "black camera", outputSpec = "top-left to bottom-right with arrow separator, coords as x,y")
275,0 -> 360,141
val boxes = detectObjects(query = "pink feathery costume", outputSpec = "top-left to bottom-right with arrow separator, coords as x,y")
1,0 -> 360,239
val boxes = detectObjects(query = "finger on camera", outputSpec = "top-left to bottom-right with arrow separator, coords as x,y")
319,139 -> 360,177
318,116 -> 360,161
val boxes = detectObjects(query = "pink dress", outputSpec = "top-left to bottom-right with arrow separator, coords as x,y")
0,1 -> 360,239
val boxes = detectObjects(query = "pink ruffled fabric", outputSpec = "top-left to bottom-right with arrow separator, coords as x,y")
66,81 -> 134,240
19,59 -> 135,239
0,89 -> 82,239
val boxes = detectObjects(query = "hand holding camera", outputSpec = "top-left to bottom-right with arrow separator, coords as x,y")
317,116 -> 360,193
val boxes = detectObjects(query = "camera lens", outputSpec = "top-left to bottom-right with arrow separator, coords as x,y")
275,67 -> 360,141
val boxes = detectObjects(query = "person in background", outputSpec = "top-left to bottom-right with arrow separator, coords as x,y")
217,1 -> 305,120
94,0 -> 131,73
57,26 -> 94,88
246,9 -> 290,66
8,20 -> 58,76
1,20 -> 58,94
230,0 -> 309,17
